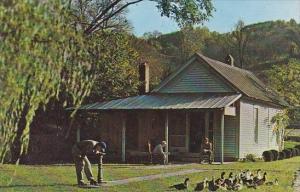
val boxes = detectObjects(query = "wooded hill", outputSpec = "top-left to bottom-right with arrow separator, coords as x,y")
132,19 -> 300,85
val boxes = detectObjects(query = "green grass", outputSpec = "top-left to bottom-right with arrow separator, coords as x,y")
285,140 -> 300,149
0,157 -> 300,191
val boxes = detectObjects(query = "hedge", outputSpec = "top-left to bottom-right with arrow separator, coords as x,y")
294,148 -> 300,156
282,149 -> 292,158
262,150 -> 273,162
278,151 -> 285,160
270,150 -> 279,160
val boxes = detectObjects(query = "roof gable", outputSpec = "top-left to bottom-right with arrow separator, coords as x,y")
198,54 -> 288,106
153,53 -> 288,107
153,58 -> 235,93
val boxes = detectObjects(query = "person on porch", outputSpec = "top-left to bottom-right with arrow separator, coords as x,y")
72,140 -> 107,186
152,140 -> 167,164
200,137 -> 213,164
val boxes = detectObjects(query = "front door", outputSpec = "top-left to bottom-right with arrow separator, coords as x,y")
189,112 -> 205,153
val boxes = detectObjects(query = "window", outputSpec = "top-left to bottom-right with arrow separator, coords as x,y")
254,107 -> 259,143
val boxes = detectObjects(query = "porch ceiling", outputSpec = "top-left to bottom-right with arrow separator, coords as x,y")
76,94 -> 242,111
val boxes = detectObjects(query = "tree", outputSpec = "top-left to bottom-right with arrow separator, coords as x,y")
231,20 -> 251,68
72,0 -> 215,35
271,110 -> 289,151
267,59 -> 300,106
0,0 -> 96,163
179,26 -> 209,62
85,33 -> 139,103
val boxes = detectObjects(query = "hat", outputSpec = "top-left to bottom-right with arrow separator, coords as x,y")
99,141 -> 107,149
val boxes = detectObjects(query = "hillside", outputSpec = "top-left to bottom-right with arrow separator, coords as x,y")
134,19 -> 300,83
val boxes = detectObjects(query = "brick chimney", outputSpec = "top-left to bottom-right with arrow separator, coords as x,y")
138,62 -> 149,94
225,54 -> 234,66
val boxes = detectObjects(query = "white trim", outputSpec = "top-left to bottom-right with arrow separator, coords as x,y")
221,109 -> 225,164
165,112 -> 169,163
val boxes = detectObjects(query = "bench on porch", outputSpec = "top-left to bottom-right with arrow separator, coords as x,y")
126,150 -> 151,163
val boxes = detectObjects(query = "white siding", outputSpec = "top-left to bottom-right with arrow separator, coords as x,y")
214,111 -> 238,161
239,100 -> 280,158
158,61 -> 234,93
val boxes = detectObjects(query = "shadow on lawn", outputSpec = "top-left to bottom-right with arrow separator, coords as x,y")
0,183 -> 76,188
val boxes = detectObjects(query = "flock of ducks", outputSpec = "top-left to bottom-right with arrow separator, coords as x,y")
169,169 -> 278,191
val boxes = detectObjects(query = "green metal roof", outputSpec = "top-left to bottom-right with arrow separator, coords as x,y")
77,94 -> 242,110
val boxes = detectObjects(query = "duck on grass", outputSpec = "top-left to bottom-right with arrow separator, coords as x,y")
168,169 -> 278,191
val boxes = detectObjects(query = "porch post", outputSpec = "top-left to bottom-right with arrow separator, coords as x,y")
121,114 -> 126,163
221,109 -> 225,164
185,112 -> 190,152
165,111 -> 169,163
204,111 -> 209,138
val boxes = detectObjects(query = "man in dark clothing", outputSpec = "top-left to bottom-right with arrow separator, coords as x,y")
200,137 -> 213,164
72,140 -> 106,186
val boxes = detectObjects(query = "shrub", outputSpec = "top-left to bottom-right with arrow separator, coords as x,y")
278,151 -> 285,160
287,148 -> 294,157
270,150 -> 279,160
291,148 -> 298,156
293,148 -> 299,156
245,154 -> 256,162
282,149 -> 292,158
262,150 -> 273,162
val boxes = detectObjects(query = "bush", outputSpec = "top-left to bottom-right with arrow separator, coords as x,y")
282,149 -> 292,158
270,150 -> 279,160
262,150 -> 273,162
291,148 -> 298,156
245,154 -> 256,162
287,148 -> 294,157
294,148 -> 300,156
278,151 -> 285,160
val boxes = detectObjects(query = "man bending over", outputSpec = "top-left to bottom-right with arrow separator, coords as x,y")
72,140 -> 106,186
152,140 -> 167,164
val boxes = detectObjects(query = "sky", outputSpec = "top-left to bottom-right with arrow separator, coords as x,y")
127,0 -> 300,36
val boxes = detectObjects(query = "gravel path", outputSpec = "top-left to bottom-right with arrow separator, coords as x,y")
102,169 -> 206,186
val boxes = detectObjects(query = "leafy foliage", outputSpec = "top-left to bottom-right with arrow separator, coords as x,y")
271,110 -> 290,151
267,59 -> 300,106
0,0 -> 96,163
154,0 -> 215,27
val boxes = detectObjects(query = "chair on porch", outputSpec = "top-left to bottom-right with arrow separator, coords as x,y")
200,151 -> 214,164
199,139 -> 214,164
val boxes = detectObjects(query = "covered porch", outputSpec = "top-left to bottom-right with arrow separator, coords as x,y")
77,94 -> 241,164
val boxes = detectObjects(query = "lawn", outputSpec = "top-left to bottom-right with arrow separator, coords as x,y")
285,140 -> 300,149
0,157 -> 299,192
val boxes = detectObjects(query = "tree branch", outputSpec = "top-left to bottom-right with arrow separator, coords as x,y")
84,0 -> 122,34
84,0 -> 144,34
